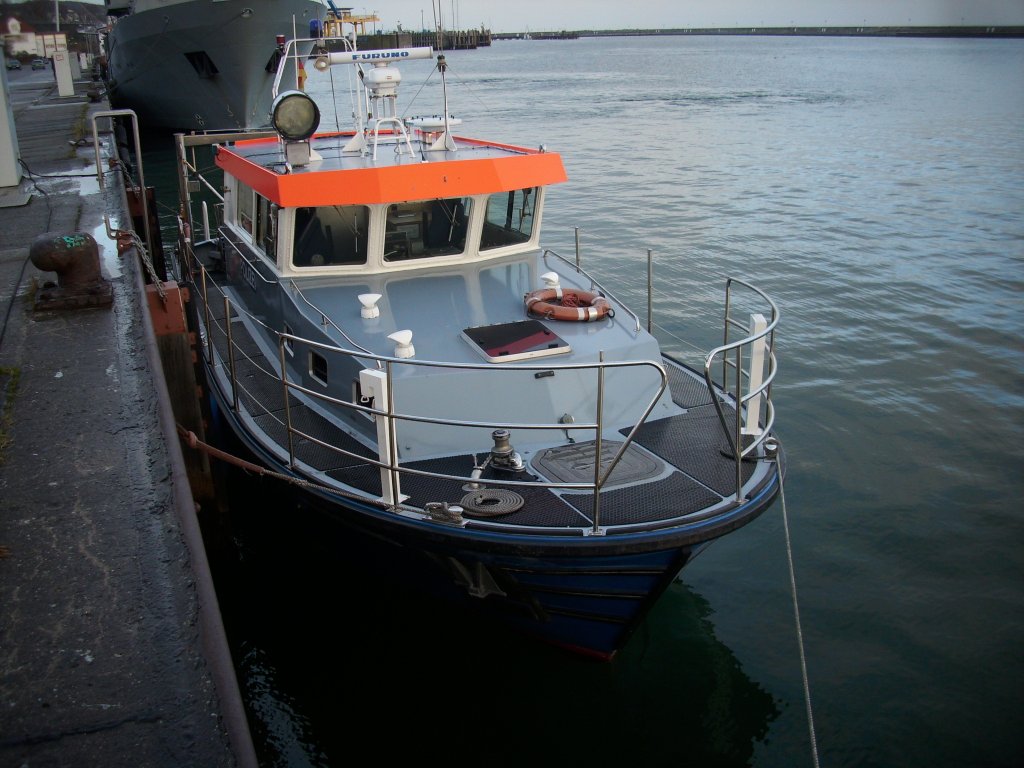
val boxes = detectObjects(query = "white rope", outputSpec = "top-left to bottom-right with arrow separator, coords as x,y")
778,455 -> 822,768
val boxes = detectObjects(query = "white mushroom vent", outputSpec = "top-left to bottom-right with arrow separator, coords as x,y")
358,293 -> 382,319
541,271 -> 560,288
388,330 -> 415,358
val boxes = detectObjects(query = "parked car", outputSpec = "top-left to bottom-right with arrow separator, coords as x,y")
31,58 -> 47,70
5,59 -> 20,70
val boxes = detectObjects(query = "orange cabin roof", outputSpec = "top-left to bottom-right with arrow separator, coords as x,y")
215,132 -> 568,207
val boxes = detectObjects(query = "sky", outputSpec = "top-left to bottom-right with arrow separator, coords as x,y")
349,0 -> 1024,33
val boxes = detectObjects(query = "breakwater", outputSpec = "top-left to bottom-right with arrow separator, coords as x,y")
357,28 -> 491,50
492,25 -> 1023,40
359,26 -> 1022,51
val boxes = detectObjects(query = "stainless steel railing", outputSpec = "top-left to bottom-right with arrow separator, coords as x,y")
542,247 -> 643,333
704,277 -> 780,500
546,240 -> 779,502
182,243 -> 672,535
172,124 -> 780,513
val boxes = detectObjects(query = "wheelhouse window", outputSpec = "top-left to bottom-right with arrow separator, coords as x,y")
481,188 -> 536,250
384,197 -> 470,262
236,181 -> 254,236
293,205 -> 369,268
254,195 -> 277,259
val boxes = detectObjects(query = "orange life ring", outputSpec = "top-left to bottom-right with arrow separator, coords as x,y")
524,287 -> 614,322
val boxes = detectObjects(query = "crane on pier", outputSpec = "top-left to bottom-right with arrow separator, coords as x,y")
322,4 -> 380,36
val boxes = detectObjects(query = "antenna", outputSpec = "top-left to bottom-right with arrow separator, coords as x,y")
436,54 -> 456,152
433,0 -> 443,51
309,46 -> 433,158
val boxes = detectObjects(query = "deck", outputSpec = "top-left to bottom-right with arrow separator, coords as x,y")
188,252 -> 765,535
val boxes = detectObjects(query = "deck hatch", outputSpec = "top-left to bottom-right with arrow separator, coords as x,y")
461,320 -> 569,363
534,440 -> 663,487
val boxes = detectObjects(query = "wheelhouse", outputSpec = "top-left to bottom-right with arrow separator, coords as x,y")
223,174 -> 553,278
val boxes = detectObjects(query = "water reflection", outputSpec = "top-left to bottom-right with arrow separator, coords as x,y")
203,458 -> 778,768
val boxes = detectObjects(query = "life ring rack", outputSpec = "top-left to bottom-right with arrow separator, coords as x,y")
524,287 -> 614,322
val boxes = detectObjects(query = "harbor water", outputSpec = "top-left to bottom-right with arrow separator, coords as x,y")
144,33 -> 1023,767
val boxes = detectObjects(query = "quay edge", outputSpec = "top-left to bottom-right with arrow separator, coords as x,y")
0,73 -> 255,765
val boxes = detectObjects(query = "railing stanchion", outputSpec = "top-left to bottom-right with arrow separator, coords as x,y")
742,313 -> 769,443
359,365 -> 405,508
720,278 -> 733,387
703,277 -> 781,502
592,351 -> 605,533
224,296 -> 238,412
646,249 -> 653,333
385,360 -> 404,509
279,339 -> 296,467
734,344 -> 744,500
201,267 -> 213,365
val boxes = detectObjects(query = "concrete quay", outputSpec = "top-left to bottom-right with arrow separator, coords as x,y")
0,71 -> 255,766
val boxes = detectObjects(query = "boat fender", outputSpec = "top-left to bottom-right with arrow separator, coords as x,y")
524,287 -> 613,322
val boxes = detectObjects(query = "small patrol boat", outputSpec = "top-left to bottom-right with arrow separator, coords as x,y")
173,30 -> 784,660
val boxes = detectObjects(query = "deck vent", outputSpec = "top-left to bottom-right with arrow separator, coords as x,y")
358,293 -> 382,319
388,330 -> 415,358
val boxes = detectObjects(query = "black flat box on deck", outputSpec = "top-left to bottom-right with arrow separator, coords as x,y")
461,319 -> 570,363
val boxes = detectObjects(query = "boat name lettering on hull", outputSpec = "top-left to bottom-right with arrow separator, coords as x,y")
241,258 -> 258,292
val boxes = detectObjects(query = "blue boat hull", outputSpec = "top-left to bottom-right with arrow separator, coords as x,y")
205,384 -> 779,659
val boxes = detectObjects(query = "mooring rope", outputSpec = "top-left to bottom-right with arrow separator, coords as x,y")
777,452 -> 822,768
174,424 -> 394,511
123,229 -> 167,301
